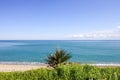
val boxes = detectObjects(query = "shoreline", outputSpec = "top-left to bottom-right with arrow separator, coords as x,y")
0,62 -> 120,66
0,62 -> 48,72
89,63 -> 120,68
0,62 -> 120,72
0,62 -> 47,66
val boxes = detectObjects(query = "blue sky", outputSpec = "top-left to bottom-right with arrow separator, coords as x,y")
0,0 -> 120,40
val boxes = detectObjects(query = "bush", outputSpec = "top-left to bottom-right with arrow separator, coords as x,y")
0,64 -> 120,80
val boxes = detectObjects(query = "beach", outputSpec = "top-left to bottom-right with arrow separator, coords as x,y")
0,62 -> 48,72
0,63 -> 120,72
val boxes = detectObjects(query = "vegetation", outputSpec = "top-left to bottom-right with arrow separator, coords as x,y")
45,49 -> 71,68
0,64 -> 120,80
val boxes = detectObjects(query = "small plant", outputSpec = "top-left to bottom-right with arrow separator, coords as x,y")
45,49 -> 71,68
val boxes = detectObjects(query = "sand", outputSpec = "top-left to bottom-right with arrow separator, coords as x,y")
0,63 -> 120,72
0,64 -> 48,72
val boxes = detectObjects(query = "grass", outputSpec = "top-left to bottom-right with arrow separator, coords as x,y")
0,64 -> 120,80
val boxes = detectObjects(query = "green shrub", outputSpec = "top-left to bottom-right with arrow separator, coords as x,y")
0,64 -> 120,80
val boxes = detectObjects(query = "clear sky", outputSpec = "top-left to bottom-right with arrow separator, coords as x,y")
0,0 -> 120,40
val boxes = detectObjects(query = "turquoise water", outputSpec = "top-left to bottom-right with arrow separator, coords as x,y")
0,40 -> 120,64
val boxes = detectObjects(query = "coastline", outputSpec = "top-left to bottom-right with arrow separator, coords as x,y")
0,62 -> 120,72
0,62 -> 48,72
0,62 -> 47,66
89,63 -> 120,67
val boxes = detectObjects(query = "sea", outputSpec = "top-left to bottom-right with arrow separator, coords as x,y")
0,40 -> 120,64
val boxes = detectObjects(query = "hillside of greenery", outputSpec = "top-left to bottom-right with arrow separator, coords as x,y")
0,64 -> 120,80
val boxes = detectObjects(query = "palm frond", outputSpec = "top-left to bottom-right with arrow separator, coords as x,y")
45,49 -> 71,68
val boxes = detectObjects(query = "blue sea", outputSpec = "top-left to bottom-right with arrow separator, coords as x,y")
0,40 -> 120,64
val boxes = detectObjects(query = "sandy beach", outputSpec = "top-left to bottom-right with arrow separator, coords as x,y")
0,63 -> 120,72
0,62 -> 48,72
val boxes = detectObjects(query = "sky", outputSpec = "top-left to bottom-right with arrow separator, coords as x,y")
0,0 -> 120,40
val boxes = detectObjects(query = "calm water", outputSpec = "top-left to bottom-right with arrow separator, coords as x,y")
0,40 -> 120,64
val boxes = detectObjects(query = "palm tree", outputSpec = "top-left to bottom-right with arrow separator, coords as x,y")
45,49 -> 71,68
